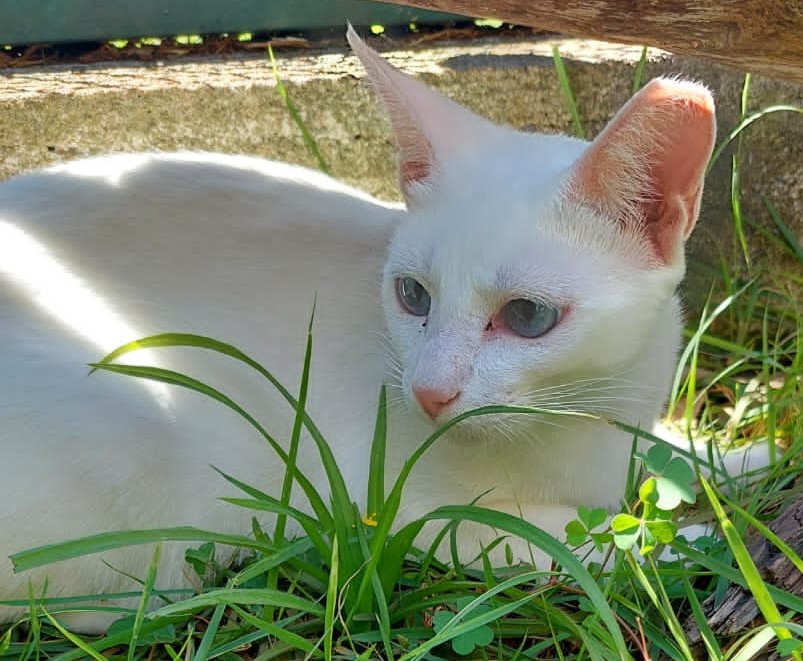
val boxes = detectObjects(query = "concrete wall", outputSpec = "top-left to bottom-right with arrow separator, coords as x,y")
1,35 -> 801,313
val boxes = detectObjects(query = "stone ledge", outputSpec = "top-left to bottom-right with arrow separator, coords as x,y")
0,37 -> 664,101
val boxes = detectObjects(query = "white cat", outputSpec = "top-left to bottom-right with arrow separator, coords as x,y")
0,27 -> 718,632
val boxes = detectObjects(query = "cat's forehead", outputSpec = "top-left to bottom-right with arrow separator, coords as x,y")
389,195 -> 596,297
384,129 -> 645,296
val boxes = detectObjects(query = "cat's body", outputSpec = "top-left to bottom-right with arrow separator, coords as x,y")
0,29 -> 718,631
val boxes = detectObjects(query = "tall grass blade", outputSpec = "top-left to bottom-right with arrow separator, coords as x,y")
672,539 -> 803,613
96,332 -> 358,541
268,303 -> 316,623
12,527 -> 267,572
41,609 -> 107,661
552,47 -> 585,139
226,605 -> 320,657
731,153 -> 749,266
366,385 -> 388,525
268,45 -> 331,174
700,476 -> 801,659
707,105 -> 803,172
150,588 -> 324,619
668,280 -> 754,414
631,46 -> 648,93
274,304 -> 316,545
128,544 -> 161,661
680,571 -> 722,659
212,465 -> 327,537
730,627 -> 777,661
323,536 -> 339,661
353,510 -> 395,661
765,197 -> 803,263
627,556 -> 695,660
717,494 -> 803,580
191,600 -> 226,661
230,536 -> 317,586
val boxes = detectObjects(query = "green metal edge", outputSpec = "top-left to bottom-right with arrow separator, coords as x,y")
0,0 -> 466,46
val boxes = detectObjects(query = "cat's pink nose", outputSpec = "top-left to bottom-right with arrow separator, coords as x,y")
413,386 -> 460,420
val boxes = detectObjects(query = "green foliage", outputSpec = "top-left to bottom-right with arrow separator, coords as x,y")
565,506 -> 611,552
563,443 -> 695,557
432,597 -> 494,655
642,444 -> 696,510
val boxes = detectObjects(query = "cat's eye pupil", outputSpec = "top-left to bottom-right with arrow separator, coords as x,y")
396,277 -> 431,317
500,299 -> 559,338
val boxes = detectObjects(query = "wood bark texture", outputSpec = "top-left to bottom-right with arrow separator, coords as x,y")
684,494 -> 803,658
388,1 -> 803,84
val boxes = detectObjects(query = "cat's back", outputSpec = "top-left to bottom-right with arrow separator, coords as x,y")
0,153 -> 401,613
2,151 -> 399,239
0,151 -> 401,417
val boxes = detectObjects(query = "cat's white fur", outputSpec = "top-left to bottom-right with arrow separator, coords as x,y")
1,29 -> 723,631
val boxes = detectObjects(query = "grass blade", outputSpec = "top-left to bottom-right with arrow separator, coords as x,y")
366,385 -> 388,526
90,358 -> 332,528
765,197 -> 803,263
552,46 -> 585,138
228,604 -> 320,657
275,303 -> 316,545
230,536 -> 317,586
700,476 -> 801,659
268,44 -> 331,174
422,505 -> 631,659
128,544 -> 161,661
323,536 -> 339,661
41,609 -> 108,661
95,332 -> 358,537
631,46 -> 648,93
707,105 -> 803,172
150,588 -> 324,619
12,527 -> 266,572
191,600 -> 225,661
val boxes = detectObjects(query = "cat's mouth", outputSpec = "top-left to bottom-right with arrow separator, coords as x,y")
432,409 -> 554,445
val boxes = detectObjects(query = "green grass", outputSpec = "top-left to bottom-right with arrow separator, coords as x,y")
2,45 -> 802,661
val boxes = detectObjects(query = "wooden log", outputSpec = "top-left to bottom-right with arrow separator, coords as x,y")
684,494 -> 803,657
384,0 -> 803,85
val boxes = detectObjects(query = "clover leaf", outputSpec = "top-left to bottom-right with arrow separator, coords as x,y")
642,444 -> 696,509
432,596 -> 494,655
611,513 -> 641,550
566,506 -> 612,551
777,638 -> 803,656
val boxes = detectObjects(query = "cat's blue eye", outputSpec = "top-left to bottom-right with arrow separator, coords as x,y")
396,277 -> 431,316
500,299 -> 559,338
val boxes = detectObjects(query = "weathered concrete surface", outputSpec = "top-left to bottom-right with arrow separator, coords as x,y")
1,35 -> 801,311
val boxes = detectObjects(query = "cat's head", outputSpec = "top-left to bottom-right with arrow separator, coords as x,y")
348,27 -> 716,433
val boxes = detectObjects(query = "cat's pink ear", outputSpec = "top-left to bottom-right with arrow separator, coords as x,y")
347,24 -> 493,206
568,78 -> 716,265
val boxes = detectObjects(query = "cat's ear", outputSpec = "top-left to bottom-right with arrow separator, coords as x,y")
568,78 -> 716,266
347,24 -> 494,207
